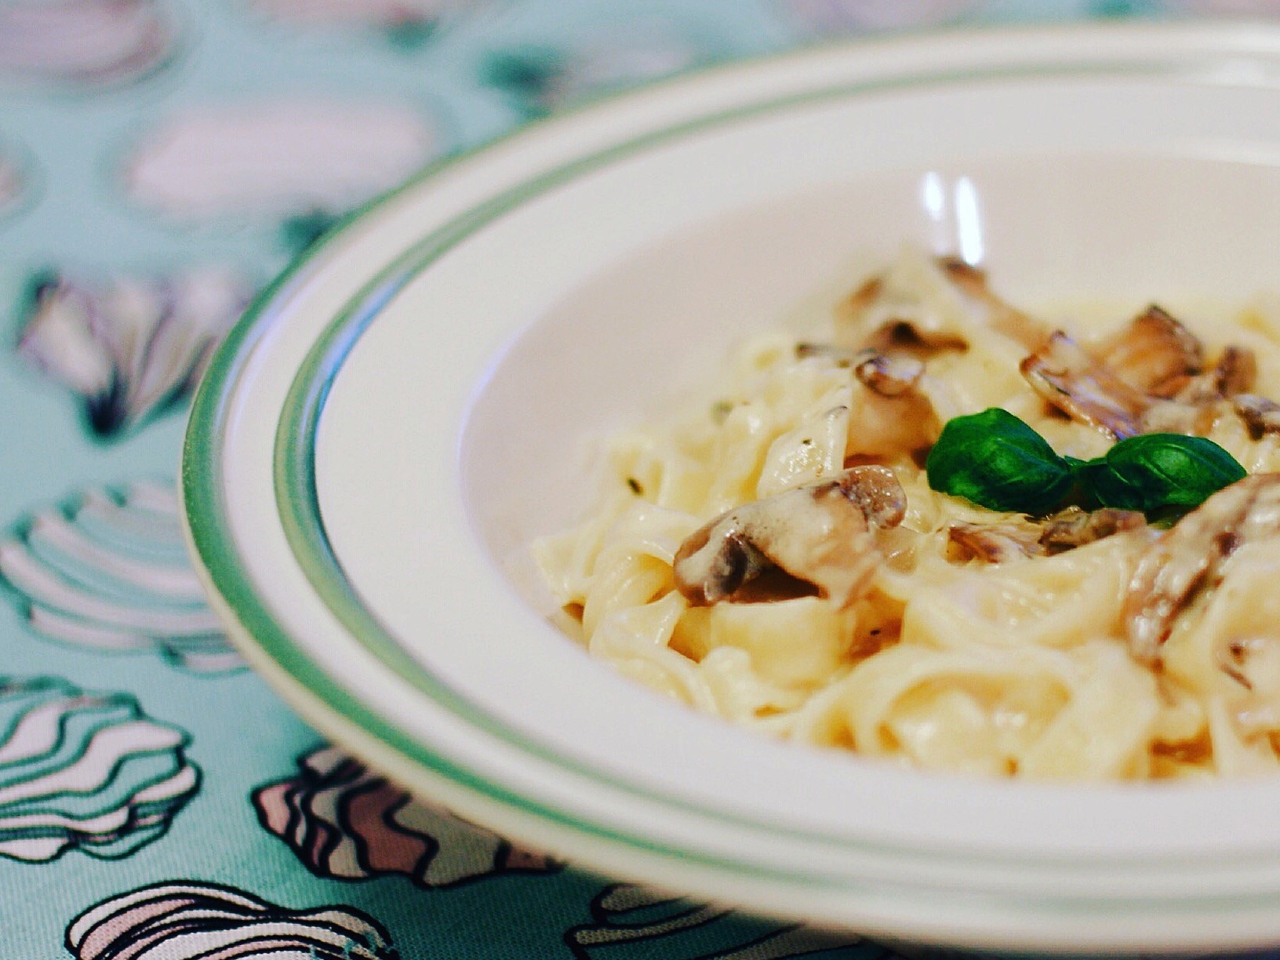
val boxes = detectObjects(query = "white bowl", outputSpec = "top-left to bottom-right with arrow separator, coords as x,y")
183,22 -> 1280,954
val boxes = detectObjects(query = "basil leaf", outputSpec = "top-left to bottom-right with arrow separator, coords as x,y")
1090,434 -> 1246,512
1061,456 -> 1104,510
927,411 -> 1247,519
926,408 -> 1074,514
1076,456 -> 1145,511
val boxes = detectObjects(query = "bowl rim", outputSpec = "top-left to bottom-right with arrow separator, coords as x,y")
183,19 -> 1280,952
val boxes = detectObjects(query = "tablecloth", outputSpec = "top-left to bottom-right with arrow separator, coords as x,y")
0,1 -> 1262,957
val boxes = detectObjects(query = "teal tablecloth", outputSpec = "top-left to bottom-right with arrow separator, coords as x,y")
0,1 -> 1256,956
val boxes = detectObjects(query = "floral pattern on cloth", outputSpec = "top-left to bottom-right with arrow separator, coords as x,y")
66,881 -> 399,960
567,885 -> 868,960
0,481 -> 243,672
16,269 -> 254,440
254,746 -> 560,887
0,676 -> 198,862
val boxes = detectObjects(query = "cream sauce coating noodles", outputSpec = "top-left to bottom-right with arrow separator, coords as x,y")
533,248 -> 1280,780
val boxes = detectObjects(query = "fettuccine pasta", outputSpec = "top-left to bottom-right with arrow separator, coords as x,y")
534,248 -> 1280,780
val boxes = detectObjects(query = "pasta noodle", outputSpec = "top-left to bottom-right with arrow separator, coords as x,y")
533,247 -> 1280,780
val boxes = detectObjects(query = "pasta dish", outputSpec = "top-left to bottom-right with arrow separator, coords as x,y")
533,249 -> 1280,780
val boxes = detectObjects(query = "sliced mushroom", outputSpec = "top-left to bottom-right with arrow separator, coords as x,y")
1101,305 -> 1204,396
835,255 -> 1046,352
853,350 -> 925,397
798,319 -> 964,383
862,319 -> 968,358
947,520 -> 1045,563
935,257 -> 1047,350
1171,345 -> 1257,405
1038,506 -> 1146,555
1141,344 -> 1256,435
1124,474 -> 1280,663
946,507 -> 1146,565
844,381 -> 938,458
1020,331 -> 1151,439
672,465 -> 906,608
1233,394 -> 1280,439
797,321 -> 956,446
1022,307 -> 1259,440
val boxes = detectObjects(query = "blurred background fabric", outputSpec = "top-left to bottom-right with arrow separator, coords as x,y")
0,1 -> 1274,957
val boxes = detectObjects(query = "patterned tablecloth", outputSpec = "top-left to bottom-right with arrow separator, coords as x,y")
0,1 -> 1261,957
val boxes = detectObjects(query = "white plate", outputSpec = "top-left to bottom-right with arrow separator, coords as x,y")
184,22 -> 1280,954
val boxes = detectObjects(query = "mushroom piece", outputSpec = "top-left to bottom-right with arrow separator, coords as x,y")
1137,344 -> 1257,433
797,318 -> 964,395
835,256 -> 1046,352
862,318 -> 968,359
855,320 -> 965,397
1021,307 -> 1259,440
1020,331 -> 1151,440
1101,305 -> 1204,396
672,465 -> 906,608
1233,394 -> 1280,439
946,507 -> 1146,565
947,520 -> 1045,563
934,257 -> 1048,350
796,321 -> 954,451
1170,345 -> 1257,405
1038,506 -> 1146,555
853,350 -> 925,398
1124,474 -> 1280,663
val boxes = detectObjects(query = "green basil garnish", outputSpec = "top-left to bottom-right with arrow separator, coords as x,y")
925,408 -> 1075,514
926,408 -> 1246,518
1085,433 -> 1247,512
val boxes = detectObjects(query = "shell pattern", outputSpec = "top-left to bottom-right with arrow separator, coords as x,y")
0,676 -> 198,862
254,746 -> 559,887
568,884 -> 866,960
0,0 -> 177,88
0,480 -> 243,673
66,881 -> 399,960
120,100 -> 441,222
17,267 -> 253,440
